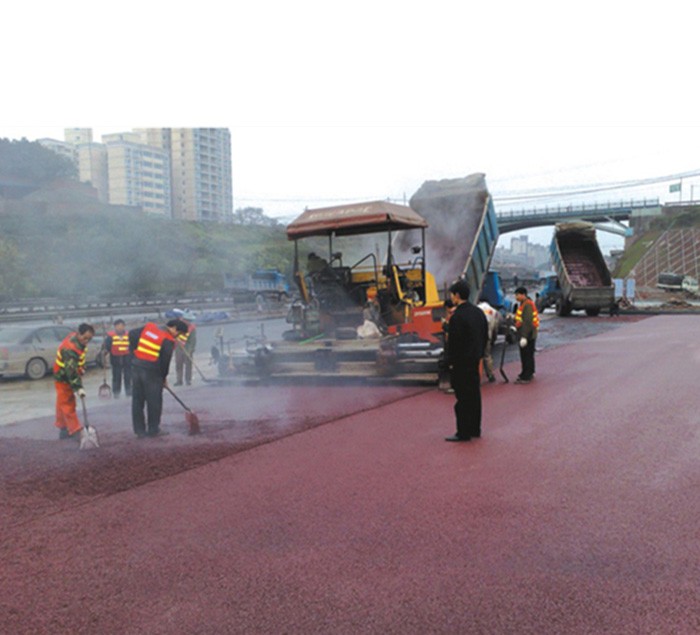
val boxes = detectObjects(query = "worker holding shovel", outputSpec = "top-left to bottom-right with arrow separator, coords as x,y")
53,323 -> 95,444
129,319 -> 188,438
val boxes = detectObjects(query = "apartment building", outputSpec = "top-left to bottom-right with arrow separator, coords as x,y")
140,128 -> 233,222
39,127 -> 232,220
103,132 -> 171,216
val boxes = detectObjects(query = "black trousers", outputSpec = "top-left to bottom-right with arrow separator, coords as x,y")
451,365 -> 482,438
131,365 -> 164,435
519,339 -> 536,379
110,355 -> 132,396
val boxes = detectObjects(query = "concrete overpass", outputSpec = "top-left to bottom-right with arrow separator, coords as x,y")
495,198 -> 661,236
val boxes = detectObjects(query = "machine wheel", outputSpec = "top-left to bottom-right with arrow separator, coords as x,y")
26,357 -> 48,380
556,298 -> 572,317
585,307 -> 600,317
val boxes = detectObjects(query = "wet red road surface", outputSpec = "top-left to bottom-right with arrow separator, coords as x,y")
1,315 -> 699,634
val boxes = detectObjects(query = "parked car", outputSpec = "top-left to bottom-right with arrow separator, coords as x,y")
164,307 -> 197,321
0,324 -> 105,380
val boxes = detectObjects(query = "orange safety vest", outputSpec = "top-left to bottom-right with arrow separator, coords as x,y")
53,333 -> 87,374
133,322 -> 174,363
176,323 -> 195,345
515,298 -> 540,329
108,331 -> 130,356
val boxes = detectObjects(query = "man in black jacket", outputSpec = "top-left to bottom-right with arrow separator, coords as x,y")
129,319 -> 188,438
445,279 -> 488,442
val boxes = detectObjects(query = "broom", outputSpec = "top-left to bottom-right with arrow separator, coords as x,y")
181,347 -> 215,383
164,384 -> 200,435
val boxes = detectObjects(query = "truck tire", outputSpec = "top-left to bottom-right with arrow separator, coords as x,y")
585,308 -> 600,317
556,298 -> 572,317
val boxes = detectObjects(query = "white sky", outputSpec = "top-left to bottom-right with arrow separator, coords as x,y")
4,1 -> 700,253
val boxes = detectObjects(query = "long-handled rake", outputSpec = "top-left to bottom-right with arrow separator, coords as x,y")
164,384 -> 200,435
98,349 -> 112,400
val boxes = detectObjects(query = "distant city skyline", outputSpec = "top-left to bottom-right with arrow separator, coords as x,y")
7,125 -> 699,254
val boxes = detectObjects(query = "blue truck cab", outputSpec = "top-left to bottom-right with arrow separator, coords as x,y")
535,273 -> 561,312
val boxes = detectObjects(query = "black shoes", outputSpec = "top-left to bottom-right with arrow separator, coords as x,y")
445,435 -> 471,442
515,377 -> 531,384
147,429 -> 169,438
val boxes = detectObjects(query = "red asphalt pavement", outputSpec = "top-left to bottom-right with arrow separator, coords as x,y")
2,315 -> 700,634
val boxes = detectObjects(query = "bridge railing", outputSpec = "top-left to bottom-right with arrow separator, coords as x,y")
495,198 -> 660,219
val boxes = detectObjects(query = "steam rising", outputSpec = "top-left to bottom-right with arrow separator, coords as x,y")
396,173 -> 490,292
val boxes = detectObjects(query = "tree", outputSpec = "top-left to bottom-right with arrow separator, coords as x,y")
232,207 -> 279,227
0,138 -> 77,187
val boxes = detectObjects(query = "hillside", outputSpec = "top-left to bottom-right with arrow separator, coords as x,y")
614,207 -> 700,288
0,198 -> 295,301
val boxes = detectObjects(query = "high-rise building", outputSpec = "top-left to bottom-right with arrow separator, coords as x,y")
103,132 -> 171,216
64,128 -> 93,145
141,128 -> 232,222
75,143 -> 109,203
37,127 -> 232,221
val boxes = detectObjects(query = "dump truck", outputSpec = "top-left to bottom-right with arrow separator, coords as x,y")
215,174 -> 499,382
223,269 -> 291,301
549,221 -> 614,316
656,272 -> 699,296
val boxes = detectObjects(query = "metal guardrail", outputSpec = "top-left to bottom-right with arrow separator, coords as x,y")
0,294 -> 262,324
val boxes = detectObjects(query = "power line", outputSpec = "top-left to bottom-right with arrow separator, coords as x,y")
234,168 -> 700,207
493,169 -> 700,203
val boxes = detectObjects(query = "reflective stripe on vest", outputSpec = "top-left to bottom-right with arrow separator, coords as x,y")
515,298 -> 540,329
54,334 -> 87,372
133,322 -> 173,362
109,332 -> 130,356
177,323 -> 195,345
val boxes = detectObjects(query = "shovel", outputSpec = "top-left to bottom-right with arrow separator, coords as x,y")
98,350 -> 112,400
79,395 -> 100,450
164,384 -> 201,435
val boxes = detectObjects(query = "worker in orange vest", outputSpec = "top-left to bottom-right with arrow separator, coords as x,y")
128,319 -> 188,438
174,319 -> 197,386
513,286 -> 540,384
54,323 -> 95,442
104,318 -> 132,397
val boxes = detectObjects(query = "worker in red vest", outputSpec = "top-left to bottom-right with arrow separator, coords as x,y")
128,319 -> 188,438
53,323 -> 95,442
513,286 -> 540,384
174,319 -> 197,386
104,318 -> 132,398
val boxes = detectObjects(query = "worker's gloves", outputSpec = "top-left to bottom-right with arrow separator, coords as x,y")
519,337 -> 527,349
77,388 -> 86,399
